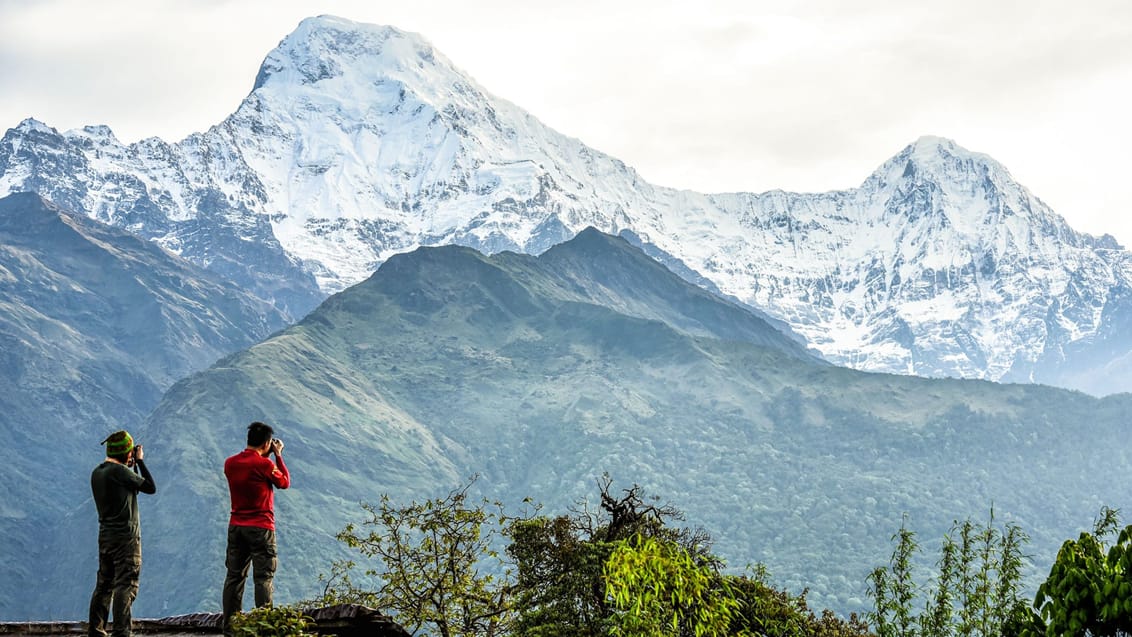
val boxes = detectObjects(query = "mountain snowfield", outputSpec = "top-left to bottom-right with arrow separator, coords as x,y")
2,14 -> 1130,394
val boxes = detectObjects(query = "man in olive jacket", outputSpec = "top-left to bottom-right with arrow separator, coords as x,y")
88,430 -> 156,637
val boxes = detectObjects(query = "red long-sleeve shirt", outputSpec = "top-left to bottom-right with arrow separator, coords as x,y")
224,449 -> 290,530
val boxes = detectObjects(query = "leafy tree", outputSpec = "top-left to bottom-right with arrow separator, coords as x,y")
726,565 -> 810,637
603,534 -> 742,637
312,558 -> 380,607
1027,507 -> 1132,637
508,476 -> 867,637
321,474 -> 874,637
952,509 -> 1030,637
726,565 -> 872,637
329,477 -> 516,637
506,475 -> 709,636
507,514 -> 611,636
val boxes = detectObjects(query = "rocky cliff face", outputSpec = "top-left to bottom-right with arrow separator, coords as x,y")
2,15 -> 1129,394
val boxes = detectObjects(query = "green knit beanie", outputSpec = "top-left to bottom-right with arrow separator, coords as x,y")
102,430 -> 134,456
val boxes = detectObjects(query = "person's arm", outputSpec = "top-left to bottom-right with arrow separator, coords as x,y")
128,445 -> 156,494
133,458 -> 156,494
269,453 -> 290,490
266,438 -> 290,489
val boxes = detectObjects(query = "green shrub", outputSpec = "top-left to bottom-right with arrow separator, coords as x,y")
1026,507 -> 1132,636
728,565 -> 872,637
229,605 -> 318,637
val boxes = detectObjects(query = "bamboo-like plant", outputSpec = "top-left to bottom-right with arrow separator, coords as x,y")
868,509 -> 1030,637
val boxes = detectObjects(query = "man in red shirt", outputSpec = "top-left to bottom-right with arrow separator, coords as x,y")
221,421 -> 290,633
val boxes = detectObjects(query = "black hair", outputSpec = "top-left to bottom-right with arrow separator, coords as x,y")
247,421 -> 274,447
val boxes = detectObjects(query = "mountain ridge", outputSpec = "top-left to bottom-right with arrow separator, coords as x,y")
2,14 -> 1130,394
0,192 -> 295,620
111,229 -> 1132,621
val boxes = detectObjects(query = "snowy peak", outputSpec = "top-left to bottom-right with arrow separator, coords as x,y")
12,117 -> 57,136
859,135 -> 1075,243
220,15 -> 637,289
66,124 -> 121,145
251,15 -> 475,106
254,16 -> 399,89
868,135 -> 1009,193
906,135 -> 997,170
6,118 -> 122,153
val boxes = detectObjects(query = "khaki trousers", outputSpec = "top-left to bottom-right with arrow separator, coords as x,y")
88,537 -> 141,637
221,525 -> 277,632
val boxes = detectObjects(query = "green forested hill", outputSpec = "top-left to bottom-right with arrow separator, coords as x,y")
85,229 -> 1132,619
0,193 -> 293,619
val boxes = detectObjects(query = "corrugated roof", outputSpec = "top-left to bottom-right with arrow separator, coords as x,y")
0,604 -> 409,636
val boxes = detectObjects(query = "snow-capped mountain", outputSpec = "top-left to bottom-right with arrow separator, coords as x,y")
2,14 -> 1130,394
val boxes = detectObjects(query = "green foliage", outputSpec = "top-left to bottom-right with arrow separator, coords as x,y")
1027,507 -> 1132,637
309,559 -> 381,608
919,525 -> 957,637
867,510 -> 1030,637
604,534 -> 741,637
228,605 -> 317,637
325,474 -> 879,637
506,476 -> 710,637
867,516 -> 918,637
507,515 -> 613,636
727,566 -> 810,637
726,565 -> 872,637
329,476 -> 516,637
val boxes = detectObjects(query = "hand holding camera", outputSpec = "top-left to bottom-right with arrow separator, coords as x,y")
135,445 -> 144,462
271,438 -> 284,455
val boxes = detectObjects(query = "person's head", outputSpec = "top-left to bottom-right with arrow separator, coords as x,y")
102,430 -> 135,464
247,421 -> 274,453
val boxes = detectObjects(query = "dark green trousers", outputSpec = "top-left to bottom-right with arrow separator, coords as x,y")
88,537 -> 141,637
221,525 -> 277,632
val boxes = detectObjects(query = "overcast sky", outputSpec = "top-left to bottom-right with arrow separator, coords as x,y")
2,0 -> 1130,244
